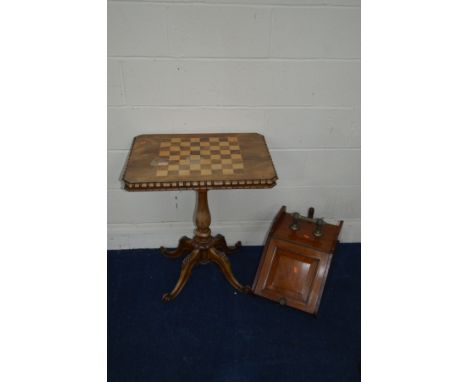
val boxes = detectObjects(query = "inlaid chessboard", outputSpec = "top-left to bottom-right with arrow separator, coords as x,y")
123,133 -> 278,191
155,135 -> 244,177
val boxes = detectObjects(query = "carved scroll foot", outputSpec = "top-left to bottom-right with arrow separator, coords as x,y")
208,248 -> 250,293
212,234 -> 242,255
162,250 -> 200,302
160,236 -> 193,258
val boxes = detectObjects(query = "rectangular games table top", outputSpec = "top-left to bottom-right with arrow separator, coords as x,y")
123,133 -> 278,191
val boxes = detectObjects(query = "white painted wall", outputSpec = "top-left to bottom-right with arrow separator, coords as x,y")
107,0 -> 361,249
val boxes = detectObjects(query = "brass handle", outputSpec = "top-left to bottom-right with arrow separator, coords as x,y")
289,212 -> 300,231
288,210 -> 326,238
313,218 -> 325,238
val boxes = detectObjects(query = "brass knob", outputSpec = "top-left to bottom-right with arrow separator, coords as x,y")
313,218 -> 324,237
289,213 -> 300,231
279,297 -> 287,306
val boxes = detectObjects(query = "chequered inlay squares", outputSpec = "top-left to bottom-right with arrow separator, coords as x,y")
155,136 -> 244,177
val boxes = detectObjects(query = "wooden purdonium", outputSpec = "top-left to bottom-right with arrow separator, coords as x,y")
252,206 -> 343,315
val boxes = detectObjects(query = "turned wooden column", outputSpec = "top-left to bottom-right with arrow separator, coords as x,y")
194,190 -> 211,242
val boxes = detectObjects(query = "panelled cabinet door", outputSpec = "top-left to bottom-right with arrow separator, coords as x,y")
254,238 -> 332,315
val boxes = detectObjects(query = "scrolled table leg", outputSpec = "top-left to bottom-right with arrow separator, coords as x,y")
162,249 -> 201,302
208,247 -> 250,293
212,234 -> 242,255
160,236 -> 193,258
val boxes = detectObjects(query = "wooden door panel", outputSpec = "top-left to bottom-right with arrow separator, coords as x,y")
255,239 -> 330,313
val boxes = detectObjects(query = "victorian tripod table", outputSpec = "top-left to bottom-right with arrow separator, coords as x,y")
122,133 -> 278,301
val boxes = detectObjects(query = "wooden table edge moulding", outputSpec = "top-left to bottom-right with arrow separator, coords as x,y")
122,133 -> 278,301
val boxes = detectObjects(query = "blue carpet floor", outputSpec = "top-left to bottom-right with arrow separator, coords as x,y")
108,243 -> 360,382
